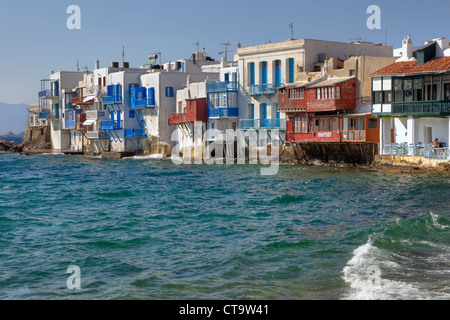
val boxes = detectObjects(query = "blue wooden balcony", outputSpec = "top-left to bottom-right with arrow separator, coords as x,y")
65,120 -> 76,129
206,81 -> 238,93
248,83 -> 283,95
100,120 -> 124,130
124,128 -> 147,138
208,107 -> 239,118
103,95 -> 122,105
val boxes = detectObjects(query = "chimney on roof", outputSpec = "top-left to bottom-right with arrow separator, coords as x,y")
396,36 -> 415,62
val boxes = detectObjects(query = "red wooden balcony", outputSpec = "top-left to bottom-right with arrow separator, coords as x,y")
169,97 -> 207,125
76,113 -> 87,131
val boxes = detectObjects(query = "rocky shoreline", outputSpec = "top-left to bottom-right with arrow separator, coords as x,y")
0,140 -> 23,153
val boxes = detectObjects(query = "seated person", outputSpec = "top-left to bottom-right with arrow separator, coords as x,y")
433,138 -> 440,148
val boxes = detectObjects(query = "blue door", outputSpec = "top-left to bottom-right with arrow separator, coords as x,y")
261,62 -> 268,84
288,58 -> 295,83
249,63 -> 255,85
275,60 -> 282,84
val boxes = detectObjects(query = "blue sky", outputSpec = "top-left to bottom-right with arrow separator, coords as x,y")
0,0 -> 448,105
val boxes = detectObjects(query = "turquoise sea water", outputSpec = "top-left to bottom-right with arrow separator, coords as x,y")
0,152 -> 449,300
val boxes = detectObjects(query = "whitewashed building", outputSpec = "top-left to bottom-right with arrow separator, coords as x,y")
371,36 -> 450,158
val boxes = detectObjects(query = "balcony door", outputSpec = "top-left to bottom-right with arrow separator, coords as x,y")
261,62 -> 268,85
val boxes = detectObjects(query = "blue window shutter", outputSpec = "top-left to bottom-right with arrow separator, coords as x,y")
276,103 -> 280,119
148,87 -> 155,106
129,110 -> 135,118
250,63 -> 255,85
251,104 -> 254,119
54,81 -> 59,96
224,73 -> 230,83
107,85 -> 113,96
288,58 -> 295,83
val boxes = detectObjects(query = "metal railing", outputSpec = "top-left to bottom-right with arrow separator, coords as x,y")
206,81 -> 238,92
248,83 -> 283,95
240,118 -> 286,130
383,143 -> 450,159
38,90 -> 58,98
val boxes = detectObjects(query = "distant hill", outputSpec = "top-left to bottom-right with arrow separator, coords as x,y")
0,102 -> 29,136
0,131 -> 25,144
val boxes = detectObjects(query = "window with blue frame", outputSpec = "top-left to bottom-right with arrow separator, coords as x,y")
129,110 -> 135,118
166,87 -> 174,97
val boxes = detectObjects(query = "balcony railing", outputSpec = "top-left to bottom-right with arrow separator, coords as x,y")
124,129 -> 147,138
100,120 -> 123,130
206,81 -> 238,93
373,101 -> 450,116
102,95 -> 122,105
169,113 -> 187,125
248,83 -> 283,95
38,90 -> 58,98
65,120 -> 76,129
130,99 -> 148,109
341,130 -> 366,142
87,131 -> 108,140
240,119 -> 286,130
208,107 -> 239,118
391,101 -> 450,116
86,110 -> 107,120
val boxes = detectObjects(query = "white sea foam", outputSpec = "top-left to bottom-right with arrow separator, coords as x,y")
341,236 -> 450,300
126,154 -> 164,160
429,212 -> 448,230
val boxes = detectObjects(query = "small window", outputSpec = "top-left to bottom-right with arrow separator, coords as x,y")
368,118 -> 378,129
129,110 -> 135,118
166,87 -> 174,97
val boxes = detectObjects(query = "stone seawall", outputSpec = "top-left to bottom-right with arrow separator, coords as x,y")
372,155 -> 450,173
280,143 -> 379,166
22,125 -> 52,152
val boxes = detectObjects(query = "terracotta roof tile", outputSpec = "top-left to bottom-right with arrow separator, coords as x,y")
370,57 -> 450,77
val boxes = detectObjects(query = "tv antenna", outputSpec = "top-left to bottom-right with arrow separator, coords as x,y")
193,41 -> 200,53
219,42 -> 232,61
288,23 -> 294,40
